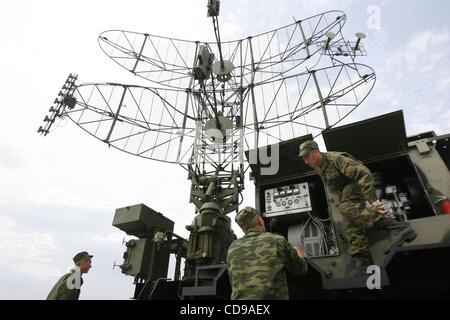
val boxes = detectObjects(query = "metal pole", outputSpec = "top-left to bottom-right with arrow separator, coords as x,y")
176,42 -> 199,163
239,40 -> 245,186
298,21 -> 311,58
132,34 -> 148,73
105,86 -> 127,143
311,71 -> 330,129
248,37 -> 259,148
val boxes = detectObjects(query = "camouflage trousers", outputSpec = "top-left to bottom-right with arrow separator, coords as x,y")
338,200 -> 385,256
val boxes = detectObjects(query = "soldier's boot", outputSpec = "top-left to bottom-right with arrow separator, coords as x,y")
376,217 -> 417,254
345,252 -> 373,278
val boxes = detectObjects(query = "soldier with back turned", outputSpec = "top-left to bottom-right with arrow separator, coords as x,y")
227,206 -> 308,300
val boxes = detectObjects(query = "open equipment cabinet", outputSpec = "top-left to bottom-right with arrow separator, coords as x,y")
247,110 -> 450,298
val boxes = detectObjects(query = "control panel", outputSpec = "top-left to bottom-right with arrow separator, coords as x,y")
264,182 -> 312,217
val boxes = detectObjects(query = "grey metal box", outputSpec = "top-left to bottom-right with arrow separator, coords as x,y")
113,203 -> 174,238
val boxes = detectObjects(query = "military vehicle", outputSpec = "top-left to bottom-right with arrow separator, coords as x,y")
39,0 -> 450,299
248,110 -> 450,298
111,110 -> 450,299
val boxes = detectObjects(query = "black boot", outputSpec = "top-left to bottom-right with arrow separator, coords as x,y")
345,252 -> 374,278
376,217 -> 417,254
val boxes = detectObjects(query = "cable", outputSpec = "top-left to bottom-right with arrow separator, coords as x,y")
212,16 -> 224,68
301,212 -> 335,256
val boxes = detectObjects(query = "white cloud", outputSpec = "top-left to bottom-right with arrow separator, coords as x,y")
89,232 -> 129,244
0,215 -> 61,280
364,27 -> 450,136
25,187 -> 114,210
407,99 -> 450,135
384,28 -> 449,75
403,28 -> 449,73
221,0 -> 355,40
437,76 -> 450,92
298,0 -> 355,12
0,145 -> 25,169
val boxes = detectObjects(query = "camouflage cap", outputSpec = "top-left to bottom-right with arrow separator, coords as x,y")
299,140 -> 319,157
235,206 -> 261,231
73,251 -> 93,264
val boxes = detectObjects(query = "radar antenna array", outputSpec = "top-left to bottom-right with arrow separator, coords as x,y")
38,0 -> 375,281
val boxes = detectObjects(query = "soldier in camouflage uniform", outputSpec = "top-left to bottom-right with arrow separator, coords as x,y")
47,251 -> 93,300
226,207 -> 308,300
299,140 -> 417,277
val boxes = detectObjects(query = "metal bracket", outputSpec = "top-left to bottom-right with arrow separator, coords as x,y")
407,133 -> 450,154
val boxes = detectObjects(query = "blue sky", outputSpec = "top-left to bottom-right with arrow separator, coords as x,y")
0,0 -> 449,299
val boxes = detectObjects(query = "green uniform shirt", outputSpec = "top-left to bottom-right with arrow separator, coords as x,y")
227,228 -> 308,300
46,271 -> 83,300
314,152 -> 378,203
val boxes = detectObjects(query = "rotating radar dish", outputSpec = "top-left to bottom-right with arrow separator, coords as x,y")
39,2 -> 379,279
40,4 -> 376,212
98,11 -> 346,90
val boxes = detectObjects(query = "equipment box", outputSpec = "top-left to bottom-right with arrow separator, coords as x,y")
113,203 -> 174,238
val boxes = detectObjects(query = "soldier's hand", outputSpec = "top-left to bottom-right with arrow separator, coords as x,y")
294,246 -> 305,259
371,200 -> 387,215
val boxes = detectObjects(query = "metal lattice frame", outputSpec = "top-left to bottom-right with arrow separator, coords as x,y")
39,10 -> 376,213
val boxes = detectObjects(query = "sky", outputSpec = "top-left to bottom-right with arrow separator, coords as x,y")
0,0 -> 449,299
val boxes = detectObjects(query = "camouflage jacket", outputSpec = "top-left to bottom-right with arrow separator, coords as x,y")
314,152 -> 377,203
227,228 -> 308,300
46,270 -> 83,300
